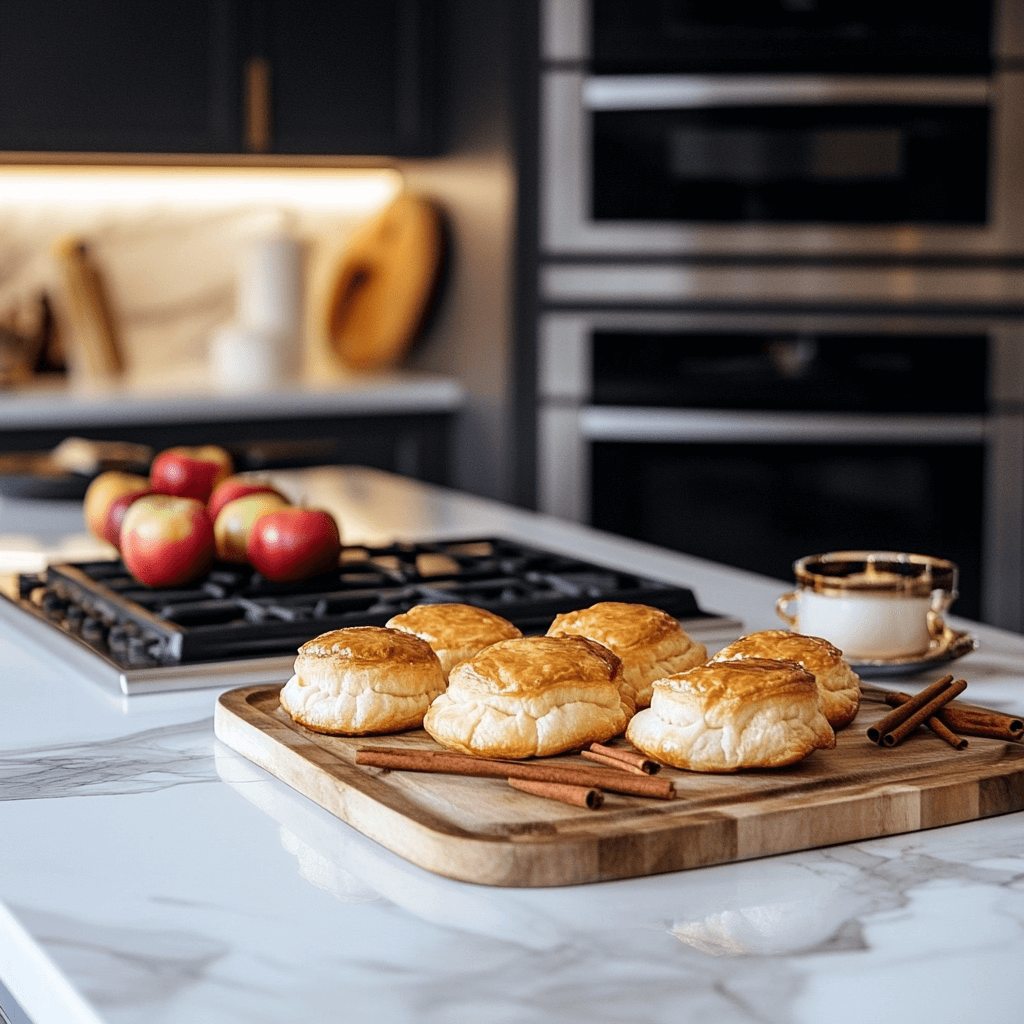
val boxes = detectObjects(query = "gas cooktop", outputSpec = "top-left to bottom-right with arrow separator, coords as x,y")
1,537 -> 741,696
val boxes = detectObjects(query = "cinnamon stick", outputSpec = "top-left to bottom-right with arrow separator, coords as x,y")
922,716 -> 968,750
862,685 -> 968,748
881,679 -> 968,747
881,691 -> 1023,743
508,777 -> 604,809
588,742 -> 662,774
580,749 -> 649,775
866,674 -> 954,744
355,747 -> 675,799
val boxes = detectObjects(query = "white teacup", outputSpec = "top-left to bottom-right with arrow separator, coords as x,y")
776,551 -> 957,661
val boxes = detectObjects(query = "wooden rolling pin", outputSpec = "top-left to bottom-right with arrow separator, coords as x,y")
52,237 -> 124,377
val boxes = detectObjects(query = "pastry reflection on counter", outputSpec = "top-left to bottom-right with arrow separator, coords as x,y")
668,896 -> 848,957
278,826 -> 384,906
214,742 -> 866,959
213,743 -> 563,951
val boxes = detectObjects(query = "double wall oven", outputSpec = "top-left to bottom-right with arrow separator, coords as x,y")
534,0 -> 1024,630
542,0 -> 1024,258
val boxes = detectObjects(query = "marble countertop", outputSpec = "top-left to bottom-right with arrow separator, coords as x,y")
0,372 -> 464,430
1,467 -> 1023,1024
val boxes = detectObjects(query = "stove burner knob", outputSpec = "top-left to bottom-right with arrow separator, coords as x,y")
142,634 -> 170,662
81,617 -> 106,644
107,624 -> 137,652
42,592 -> 69,617
127,637 -> 153,665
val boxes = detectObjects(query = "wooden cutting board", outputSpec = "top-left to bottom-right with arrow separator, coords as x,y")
215,685 -> 1024,887
324,192 -> 445,371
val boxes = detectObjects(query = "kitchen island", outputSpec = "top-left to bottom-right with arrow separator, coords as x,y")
1,466 -> 1023,1024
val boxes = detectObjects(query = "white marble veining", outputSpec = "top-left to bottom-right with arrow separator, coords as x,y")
0,719 -> 216,801
1,467 -> 1023,1024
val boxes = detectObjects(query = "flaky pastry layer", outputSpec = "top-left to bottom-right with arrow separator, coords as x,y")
386,602 -> 522,680
712,629 -> 861,729
423,635 -> 631,758
548,601 -> 707,709
626,657 -> 835,772
280,626 -> 445,735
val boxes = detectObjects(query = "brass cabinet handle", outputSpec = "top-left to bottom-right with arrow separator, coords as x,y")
245,56 -> 272,152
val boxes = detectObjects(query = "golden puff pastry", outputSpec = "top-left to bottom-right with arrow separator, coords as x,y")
547,601 -> 707,710
711,629 -> 861,729
280,626 -> 445,735
626,657 -> 835,772
386,603 -> 522,680
423,635 -> 632,759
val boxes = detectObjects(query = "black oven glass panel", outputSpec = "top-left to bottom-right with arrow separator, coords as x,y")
593,106 -> 988,223
591,441 -> 984,619
592,333 -> 989,412
592,0 -> 993,74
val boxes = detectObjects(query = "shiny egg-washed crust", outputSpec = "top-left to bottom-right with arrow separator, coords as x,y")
626,657 -> 835,773
279,626 -> 445,735
711,629 -> 861,729
386,603 -> 523,680
547,601 -> 707,709
423,635 -> 632,759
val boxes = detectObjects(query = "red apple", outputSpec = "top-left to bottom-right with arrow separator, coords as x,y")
214,491 -> 291,563
150,445 -> 234,502
120,494 -> 215,587
84,471 -> 151,542
208,475 -> 288,523
246,507 -> 342,583
103,486 -> 154,548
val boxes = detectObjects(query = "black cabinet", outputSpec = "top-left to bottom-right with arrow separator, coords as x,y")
0,0 -> 238,152
0,0 -> 438,156
257,0 -> 437,155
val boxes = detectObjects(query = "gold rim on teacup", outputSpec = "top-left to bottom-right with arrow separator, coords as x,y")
791,551 -> 958,599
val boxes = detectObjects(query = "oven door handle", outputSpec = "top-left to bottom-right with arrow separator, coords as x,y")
582,75 -> 991,110
577,409 -> 988,444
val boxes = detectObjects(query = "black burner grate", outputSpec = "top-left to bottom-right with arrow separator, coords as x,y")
16,538 -> 709,670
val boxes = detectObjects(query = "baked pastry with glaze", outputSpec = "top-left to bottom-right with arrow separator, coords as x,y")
626,657 -> 835,772
280,626 -> 445,735
386,603 -> 522,681
423,635 -> 632,758
711,629 -> 861,729
547,601 -> 707,710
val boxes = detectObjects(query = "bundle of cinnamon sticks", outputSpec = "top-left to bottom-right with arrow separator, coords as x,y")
864,674 -> 1024,749
355,741 -> 672,810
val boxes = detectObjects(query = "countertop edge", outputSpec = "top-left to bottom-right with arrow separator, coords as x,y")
0,900 -> 103,1024
0,376 -> 466,429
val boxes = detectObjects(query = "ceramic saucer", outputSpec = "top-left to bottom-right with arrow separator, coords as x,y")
849,626 -> 977,678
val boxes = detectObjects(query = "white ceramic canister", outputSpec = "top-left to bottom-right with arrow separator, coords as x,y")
236,232 -> 305,380
208,323 -> 286,393
776,551 -> 958,660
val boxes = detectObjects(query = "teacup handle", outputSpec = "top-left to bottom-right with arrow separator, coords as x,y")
776,591 -> 799,628
927,587 -> 954,641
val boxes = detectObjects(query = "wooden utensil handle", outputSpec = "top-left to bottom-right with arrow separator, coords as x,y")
53,239 -> 123,376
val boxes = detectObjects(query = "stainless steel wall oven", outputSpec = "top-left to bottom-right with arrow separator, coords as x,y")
538,309 -> 1024,627
541,0 -> 1024,257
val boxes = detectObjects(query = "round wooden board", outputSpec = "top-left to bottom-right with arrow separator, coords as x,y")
325,193 -> 445,371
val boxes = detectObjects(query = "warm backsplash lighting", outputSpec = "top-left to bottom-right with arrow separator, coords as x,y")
0,165 -> 402,213
0,166 -> 405,391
